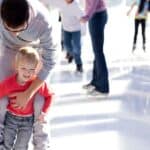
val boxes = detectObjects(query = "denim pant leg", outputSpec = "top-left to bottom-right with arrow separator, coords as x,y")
89,10 -> 109,93
4,112 -> 34,150
72,31 -> 82,65
3,113 -> 18,149
33,94 -> 51,150
14,117 -> 34,150
63,30 -> 73,56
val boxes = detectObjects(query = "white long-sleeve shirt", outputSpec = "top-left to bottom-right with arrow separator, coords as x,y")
42,0 -> 84,32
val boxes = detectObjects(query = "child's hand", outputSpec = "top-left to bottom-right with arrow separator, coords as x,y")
127,10 -> 130,16
135,11 -> 139,17
38,112 -> 47,123
80,17 -> 87,23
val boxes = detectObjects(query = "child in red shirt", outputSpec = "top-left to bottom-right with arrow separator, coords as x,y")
0,47 -> 53,150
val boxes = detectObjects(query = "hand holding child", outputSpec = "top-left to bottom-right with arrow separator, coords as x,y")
38,112 -> 47,123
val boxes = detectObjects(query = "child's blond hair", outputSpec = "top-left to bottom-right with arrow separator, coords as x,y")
15,46 -> 40,67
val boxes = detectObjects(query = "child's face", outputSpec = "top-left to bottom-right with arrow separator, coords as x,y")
16,59 -> 37,84
65,0 -> 73,4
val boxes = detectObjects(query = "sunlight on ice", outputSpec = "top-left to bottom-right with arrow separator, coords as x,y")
52,131 -> 121,150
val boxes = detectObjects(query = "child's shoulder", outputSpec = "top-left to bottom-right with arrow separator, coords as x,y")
38,82 -> 54,95
2,74 -> 17,84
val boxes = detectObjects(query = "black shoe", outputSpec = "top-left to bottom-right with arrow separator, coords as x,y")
76,64 -> 83,73
132,44 -> 136,52
68,55 -> 73,63
66,52 -> 73,63
0,140 -> 4,149
143,44 -> 146,52
61,41 -> 64,51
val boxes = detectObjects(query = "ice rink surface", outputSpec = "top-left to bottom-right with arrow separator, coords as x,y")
37,1 -> 150,150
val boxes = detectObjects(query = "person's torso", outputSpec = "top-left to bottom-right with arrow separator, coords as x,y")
85,0 -> 106,14
5,75 -> 35,116
60,1 -> 83,32
135,0 -> 148,19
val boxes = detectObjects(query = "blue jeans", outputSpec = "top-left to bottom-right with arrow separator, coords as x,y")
63,30 -> 82,65
88,10 -> 109,93
3,112 -> 34,150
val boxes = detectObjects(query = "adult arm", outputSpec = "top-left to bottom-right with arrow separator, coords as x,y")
11,78 -> 44,108
80,0 -> 99,22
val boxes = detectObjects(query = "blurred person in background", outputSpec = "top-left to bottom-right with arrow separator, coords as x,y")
81,0 -> 109,96
127,0 -> 149,52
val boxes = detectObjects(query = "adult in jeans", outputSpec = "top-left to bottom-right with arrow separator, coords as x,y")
81,0 -> 109,96
0,0 -> 56,149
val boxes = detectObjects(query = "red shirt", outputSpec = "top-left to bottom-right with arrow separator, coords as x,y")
0,74 -> 53,116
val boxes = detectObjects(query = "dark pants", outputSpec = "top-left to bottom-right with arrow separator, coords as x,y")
88,10 -> 109,93
133,18 -> 146,45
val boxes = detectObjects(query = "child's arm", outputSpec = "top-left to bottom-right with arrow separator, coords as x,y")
74,2 -> 84,19
41,0 -> 63,8
37,83 -> 53,123
38,112 -> 47,123
39,83 -> 53,114
127,2 -> 136,16
73,2 -> 87,35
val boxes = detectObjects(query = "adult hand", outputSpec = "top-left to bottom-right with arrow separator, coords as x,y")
9,90 -> 33,109
10,78 -> 44,108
